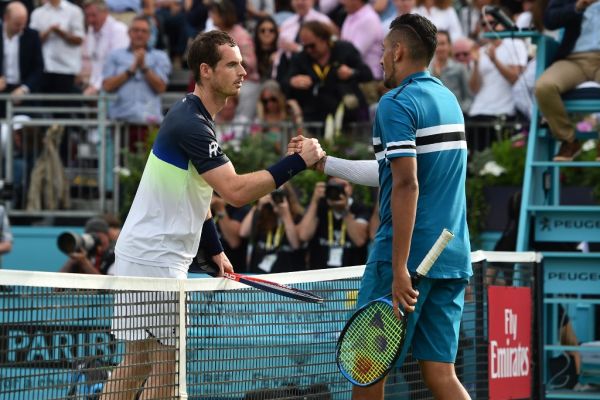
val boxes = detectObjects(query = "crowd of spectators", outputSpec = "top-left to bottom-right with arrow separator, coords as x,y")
0,0 -> 543,135
0,0 -> 583,171
1,0 -> 599,216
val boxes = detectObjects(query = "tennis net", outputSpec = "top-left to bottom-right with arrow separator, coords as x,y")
0,251 -> 541,399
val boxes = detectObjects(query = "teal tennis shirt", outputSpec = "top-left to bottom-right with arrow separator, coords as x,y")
368,71 -> 472,279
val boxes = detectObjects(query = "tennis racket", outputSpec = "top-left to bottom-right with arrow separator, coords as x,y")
194,259 -> 324,304
336,228 -> 455,386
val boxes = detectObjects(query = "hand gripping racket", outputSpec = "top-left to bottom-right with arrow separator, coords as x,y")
336,229 -> 455,386
195,259 -> 324,304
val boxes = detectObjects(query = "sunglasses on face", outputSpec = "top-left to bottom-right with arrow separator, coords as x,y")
454,51 -> 470,58
303,42 -> 316,51
261,96 -> 278,104
260,27 -> 276,34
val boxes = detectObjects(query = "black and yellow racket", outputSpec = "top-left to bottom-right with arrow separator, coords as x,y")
336,229 -> 455,386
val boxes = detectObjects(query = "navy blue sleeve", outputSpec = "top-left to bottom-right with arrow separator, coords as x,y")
178,118 -> 230,174
153,99 -> 230,174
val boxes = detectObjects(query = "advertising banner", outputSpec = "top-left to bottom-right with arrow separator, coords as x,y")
488,286 -> 532,400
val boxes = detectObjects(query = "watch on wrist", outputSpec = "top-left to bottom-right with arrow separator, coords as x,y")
126,69 -> 135,78
141,67 -> 149,74
216,211 -> 226,218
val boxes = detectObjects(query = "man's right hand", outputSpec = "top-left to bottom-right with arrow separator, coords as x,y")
288,135 -> 327,171
298,137 -> 326,167
392,268 -> 419,319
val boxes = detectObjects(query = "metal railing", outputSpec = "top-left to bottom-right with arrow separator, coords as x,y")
0,93 -> 525,219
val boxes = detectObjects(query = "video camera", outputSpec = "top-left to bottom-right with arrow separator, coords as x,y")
325,182 -> 345,201
57,232 -> 101,255
271,188 -> 287,204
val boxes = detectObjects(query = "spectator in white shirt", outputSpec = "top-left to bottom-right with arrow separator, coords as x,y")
415,0 -> 463,41
467,11 -> 527,150
81,0 -> 129,96
30,0 -> 85,94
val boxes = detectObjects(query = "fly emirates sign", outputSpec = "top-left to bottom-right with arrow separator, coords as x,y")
488,286 -> 532,399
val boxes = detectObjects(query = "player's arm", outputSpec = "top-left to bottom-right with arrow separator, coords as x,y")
324,156 -> 380,187
344,212 -> 369,248
0,240 -> 11,254
297,182 -> 324,242
277,199 -> 301,249
202,139 -> 324,207
390,156 -> 419,315
287,137 -> 379,187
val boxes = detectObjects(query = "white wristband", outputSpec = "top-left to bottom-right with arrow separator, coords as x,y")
324,156 -> 380,187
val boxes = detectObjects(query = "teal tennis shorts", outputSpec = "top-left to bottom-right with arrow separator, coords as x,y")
357,261 -> 468,363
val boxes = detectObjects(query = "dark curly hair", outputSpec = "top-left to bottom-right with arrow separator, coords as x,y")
389,13 -> 438,65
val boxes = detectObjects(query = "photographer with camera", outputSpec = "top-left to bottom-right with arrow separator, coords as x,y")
58,217 -> 115,275
209,193 -> 251,272
239,183 -> 306,273
298,177 -> 370,269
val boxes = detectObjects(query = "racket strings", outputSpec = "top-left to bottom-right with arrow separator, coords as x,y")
338,302 -> 406,384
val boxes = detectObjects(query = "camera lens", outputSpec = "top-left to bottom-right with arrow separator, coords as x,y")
326,183 -> 345,201
57,232 -> 79,254
57,232 -> 99,255
271,189 -> 286,204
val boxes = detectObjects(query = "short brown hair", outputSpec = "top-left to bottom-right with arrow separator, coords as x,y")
187,30 -> 237,85
300,20 -> 333,43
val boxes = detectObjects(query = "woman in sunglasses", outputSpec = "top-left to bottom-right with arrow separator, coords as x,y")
252,79 -> 303,152
254,16 -> 280,81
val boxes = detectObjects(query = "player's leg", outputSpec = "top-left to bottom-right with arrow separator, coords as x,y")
351,261 -> 427,400
412,278 -> 470,399
419,360 -> 470,399
140,340 -> 177,399
100,339 -> 153,400
352,379 -> 386,400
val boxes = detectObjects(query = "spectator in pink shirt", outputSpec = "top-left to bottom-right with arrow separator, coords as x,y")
340,0 -> 385,80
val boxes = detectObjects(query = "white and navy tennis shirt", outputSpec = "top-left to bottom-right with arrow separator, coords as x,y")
369,71 -> 472,279
115,94 -> 230,272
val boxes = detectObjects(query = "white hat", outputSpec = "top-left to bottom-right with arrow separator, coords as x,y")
12,115 -> 31,130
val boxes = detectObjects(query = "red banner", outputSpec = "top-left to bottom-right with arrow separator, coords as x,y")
488,286 -> 532,400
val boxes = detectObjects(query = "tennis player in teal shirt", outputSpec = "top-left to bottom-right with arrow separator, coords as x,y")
290,13 -> 472,400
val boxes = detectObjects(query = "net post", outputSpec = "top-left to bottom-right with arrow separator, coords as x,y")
178,279 -> 188,399
474,257 -> 489,399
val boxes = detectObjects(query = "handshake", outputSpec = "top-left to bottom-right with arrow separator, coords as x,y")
287,134 -> 327,172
